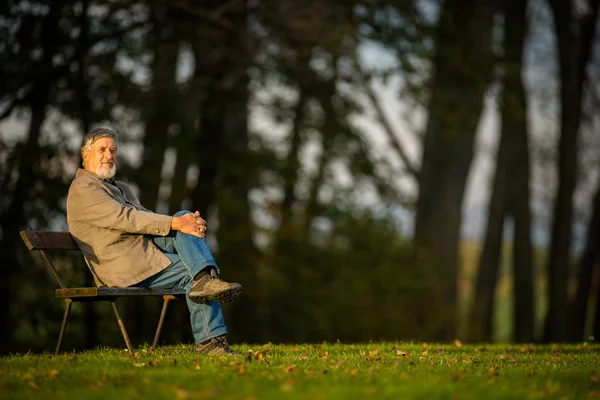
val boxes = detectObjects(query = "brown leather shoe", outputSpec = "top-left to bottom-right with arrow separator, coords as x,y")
188,274 -> 243,304
195,335 -> 240,356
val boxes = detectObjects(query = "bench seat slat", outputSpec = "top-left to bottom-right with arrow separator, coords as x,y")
20,230 -> 80,251
56,287 -> 187,299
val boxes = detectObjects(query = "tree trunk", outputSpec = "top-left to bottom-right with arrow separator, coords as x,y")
278,88 -> 307,237
545,0 -> 600,343
0,87 -> 49,352
571,181 -> 600,340
502,0 -> 534,343
469,127 -> 508,342
413,0 -> 495,340
0,1 -> 63,353
302,79 -> 338,241
137,11 -> 179,212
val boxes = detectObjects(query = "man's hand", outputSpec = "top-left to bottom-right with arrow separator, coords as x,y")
171,211 -> 207,238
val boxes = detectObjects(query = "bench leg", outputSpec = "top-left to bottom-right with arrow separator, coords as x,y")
111,300 -> 135,357
152,295 -> 175,350
55,299 -> 72,356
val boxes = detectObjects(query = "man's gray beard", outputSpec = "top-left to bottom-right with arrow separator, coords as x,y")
96,165 -> 116,180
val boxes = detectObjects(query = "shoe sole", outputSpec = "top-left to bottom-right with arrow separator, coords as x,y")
189,285 -> 243,305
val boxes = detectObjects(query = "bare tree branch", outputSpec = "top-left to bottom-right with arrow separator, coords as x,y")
353,59 -> 420,179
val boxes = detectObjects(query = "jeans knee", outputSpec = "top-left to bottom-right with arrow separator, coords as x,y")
173,210 -> 192,217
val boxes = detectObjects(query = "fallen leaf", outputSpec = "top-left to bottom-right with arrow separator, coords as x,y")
47,369 -> 59,378
192,360 -> 201,370
236,365 -> 245,375
590,372 -> 599,382
286,365 -> 296,374
301,353 -> 309,360
133,363 -> 146,367
396,350 -> 409,356
454,339 -> 463,348
320,351 -> 328,360
280,379 -> 294,391
148,359 -> 158,367
255,352 -> 264,361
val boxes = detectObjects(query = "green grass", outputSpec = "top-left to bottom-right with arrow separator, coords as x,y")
1,343 -> 599,399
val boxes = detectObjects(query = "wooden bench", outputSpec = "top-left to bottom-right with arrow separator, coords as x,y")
20,229 -> 186,356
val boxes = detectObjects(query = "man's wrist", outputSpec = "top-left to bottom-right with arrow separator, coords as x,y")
170,216 -> 179,231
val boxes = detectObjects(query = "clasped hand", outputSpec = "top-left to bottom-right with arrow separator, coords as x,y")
173,211 -> 207,238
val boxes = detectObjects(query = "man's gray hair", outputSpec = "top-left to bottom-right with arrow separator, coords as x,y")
81,128 -> 118,166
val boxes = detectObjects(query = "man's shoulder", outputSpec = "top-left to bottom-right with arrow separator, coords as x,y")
69,172 -> 97,192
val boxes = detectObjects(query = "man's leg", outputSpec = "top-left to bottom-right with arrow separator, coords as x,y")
151,210 -> 242,304
136,254 -> 227,345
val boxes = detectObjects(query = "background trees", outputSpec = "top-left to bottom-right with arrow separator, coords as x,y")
1,0 -> 598,352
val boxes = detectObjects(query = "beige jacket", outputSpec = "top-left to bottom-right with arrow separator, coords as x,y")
66,169 -> 173,287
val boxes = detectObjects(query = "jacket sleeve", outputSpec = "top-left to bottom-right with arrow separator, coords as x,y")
69,180 -> 172,236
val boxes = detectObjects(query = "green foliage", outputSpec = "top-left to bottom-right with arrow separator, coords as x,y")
1,343 -> 599,399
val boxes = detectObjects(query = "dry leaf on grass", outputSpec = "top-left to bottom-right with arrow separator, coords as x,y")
285,365 -> 296,374
393,347 -> 408,356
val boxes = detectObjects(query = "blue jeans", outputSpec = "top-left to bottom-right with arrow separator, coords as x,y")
136,211 -> 228,344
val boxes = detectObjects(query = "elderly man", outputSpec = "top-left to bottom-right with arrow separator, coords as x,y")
66,127 -> 242,355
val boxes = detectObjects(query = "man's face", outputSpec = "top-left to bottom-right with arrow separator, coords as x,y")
83,136 -> 117,180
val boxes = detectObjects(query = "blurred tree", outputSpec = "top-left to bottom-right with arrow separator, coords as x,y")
137,6 -> 179,212
0,0 -> 69,352
545,0 -> 599,343
470,0 -> 534,343
412,0 -> 496,340
572,179 -> 600,340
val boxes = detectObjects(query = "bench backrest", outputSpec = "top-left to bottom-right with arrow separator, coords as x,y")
20,229 -> 82,289
21,230 -> 80,251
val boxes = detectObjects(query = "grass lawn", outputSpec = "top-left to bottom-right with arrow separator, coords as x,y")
1,342 -> 599,399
